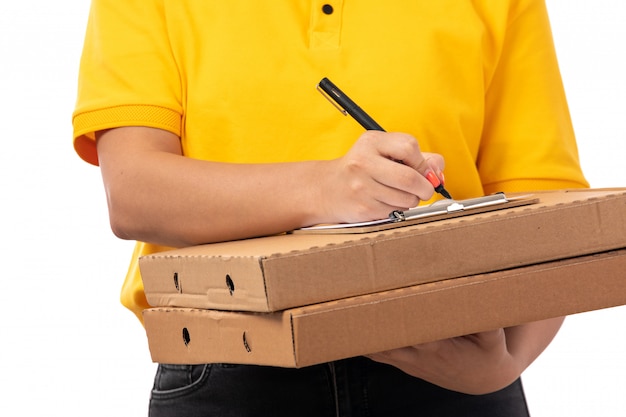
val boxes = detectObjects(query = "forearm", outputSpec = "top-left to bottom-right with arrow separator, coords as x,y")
97,128 -> 328,247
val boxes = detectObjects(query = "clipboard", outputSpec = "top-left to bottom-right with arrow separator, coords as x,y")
293,193 -> 539,234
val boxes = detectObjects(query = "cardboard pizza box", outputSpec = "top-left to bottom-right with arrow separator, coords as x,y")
139,189 -> 626,312
143,248 -> 626,367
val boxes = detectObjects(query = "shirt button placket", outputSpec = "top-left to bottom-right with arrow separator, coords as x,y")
310,1 -> 344,49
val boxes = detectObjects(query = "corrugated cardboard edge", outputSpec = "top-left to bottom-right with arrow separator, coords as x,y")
143,303 -> 297,368
140,254 -> 273,311
143,248 -> 626,368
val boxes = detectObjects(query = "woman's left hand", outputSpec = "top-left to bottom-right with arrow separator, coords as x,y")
367,317 -> 565,395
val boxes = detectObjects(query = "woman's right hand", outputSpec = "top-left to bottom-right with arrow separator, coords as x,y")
313,130 -> 445,225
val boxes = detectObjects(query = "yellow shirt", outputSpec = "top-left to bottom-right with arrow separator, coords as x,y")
73,0 -> 588,322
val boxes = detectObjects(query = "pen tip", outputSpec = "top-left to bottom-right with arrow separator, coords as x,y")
436,186 -> 453,200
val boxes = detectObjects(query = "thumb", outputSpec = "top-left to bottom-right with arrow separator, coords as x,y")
414,153 -> 445,190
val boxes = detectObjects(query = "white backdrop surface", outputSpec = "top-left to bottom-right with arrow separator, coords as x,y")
0,1 -> 624,415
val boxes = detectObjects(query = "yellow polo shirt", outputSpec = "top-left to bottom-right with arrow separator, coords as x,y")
73,0 -> 588,322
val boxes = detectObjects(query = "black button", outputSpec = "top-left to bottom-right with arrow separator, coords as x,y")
322,4 -> 334,15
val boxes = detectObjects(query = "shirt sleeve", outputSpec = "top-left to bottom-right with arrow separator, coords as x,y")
478,0 -> 589,193
72,0 -> 182,166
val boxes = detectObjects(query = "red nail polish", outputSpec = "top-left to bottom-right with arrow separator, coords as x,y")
425,171 -> 441,188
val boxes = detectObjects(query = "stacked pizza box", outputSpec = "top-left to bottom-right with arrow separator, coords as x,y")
140,188 -> 626,367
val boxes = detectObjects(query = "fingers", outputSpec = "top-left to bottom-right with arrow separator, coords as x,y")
413,153 -> 445,179
367,346 -> 421,365
363,131 -> 446,200
365,329 -> 516,394
368,132 -> 444,173
465,329 -> 506,349
330,157 -> 422,220
329,131 -> 447,224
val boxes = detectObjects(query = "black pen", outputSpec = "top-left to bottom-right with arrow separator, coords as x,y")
317,77 -> 452,200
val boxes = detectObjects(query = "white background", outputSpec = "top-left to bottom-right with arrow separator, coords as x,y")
1,1 -> 624,415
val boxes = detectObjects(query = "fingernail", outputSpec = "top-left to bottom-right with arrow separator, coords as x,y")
425,171 -> 441,188
440,171 -> 445,185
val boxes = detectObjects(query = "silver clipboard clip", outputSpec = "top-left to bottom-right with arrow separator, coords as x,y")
294,192 -> 537,234
388,193 -> 508,222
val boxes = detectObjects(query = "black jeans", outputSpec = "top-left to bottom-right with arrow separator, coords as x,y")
149,356 -> 530,417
